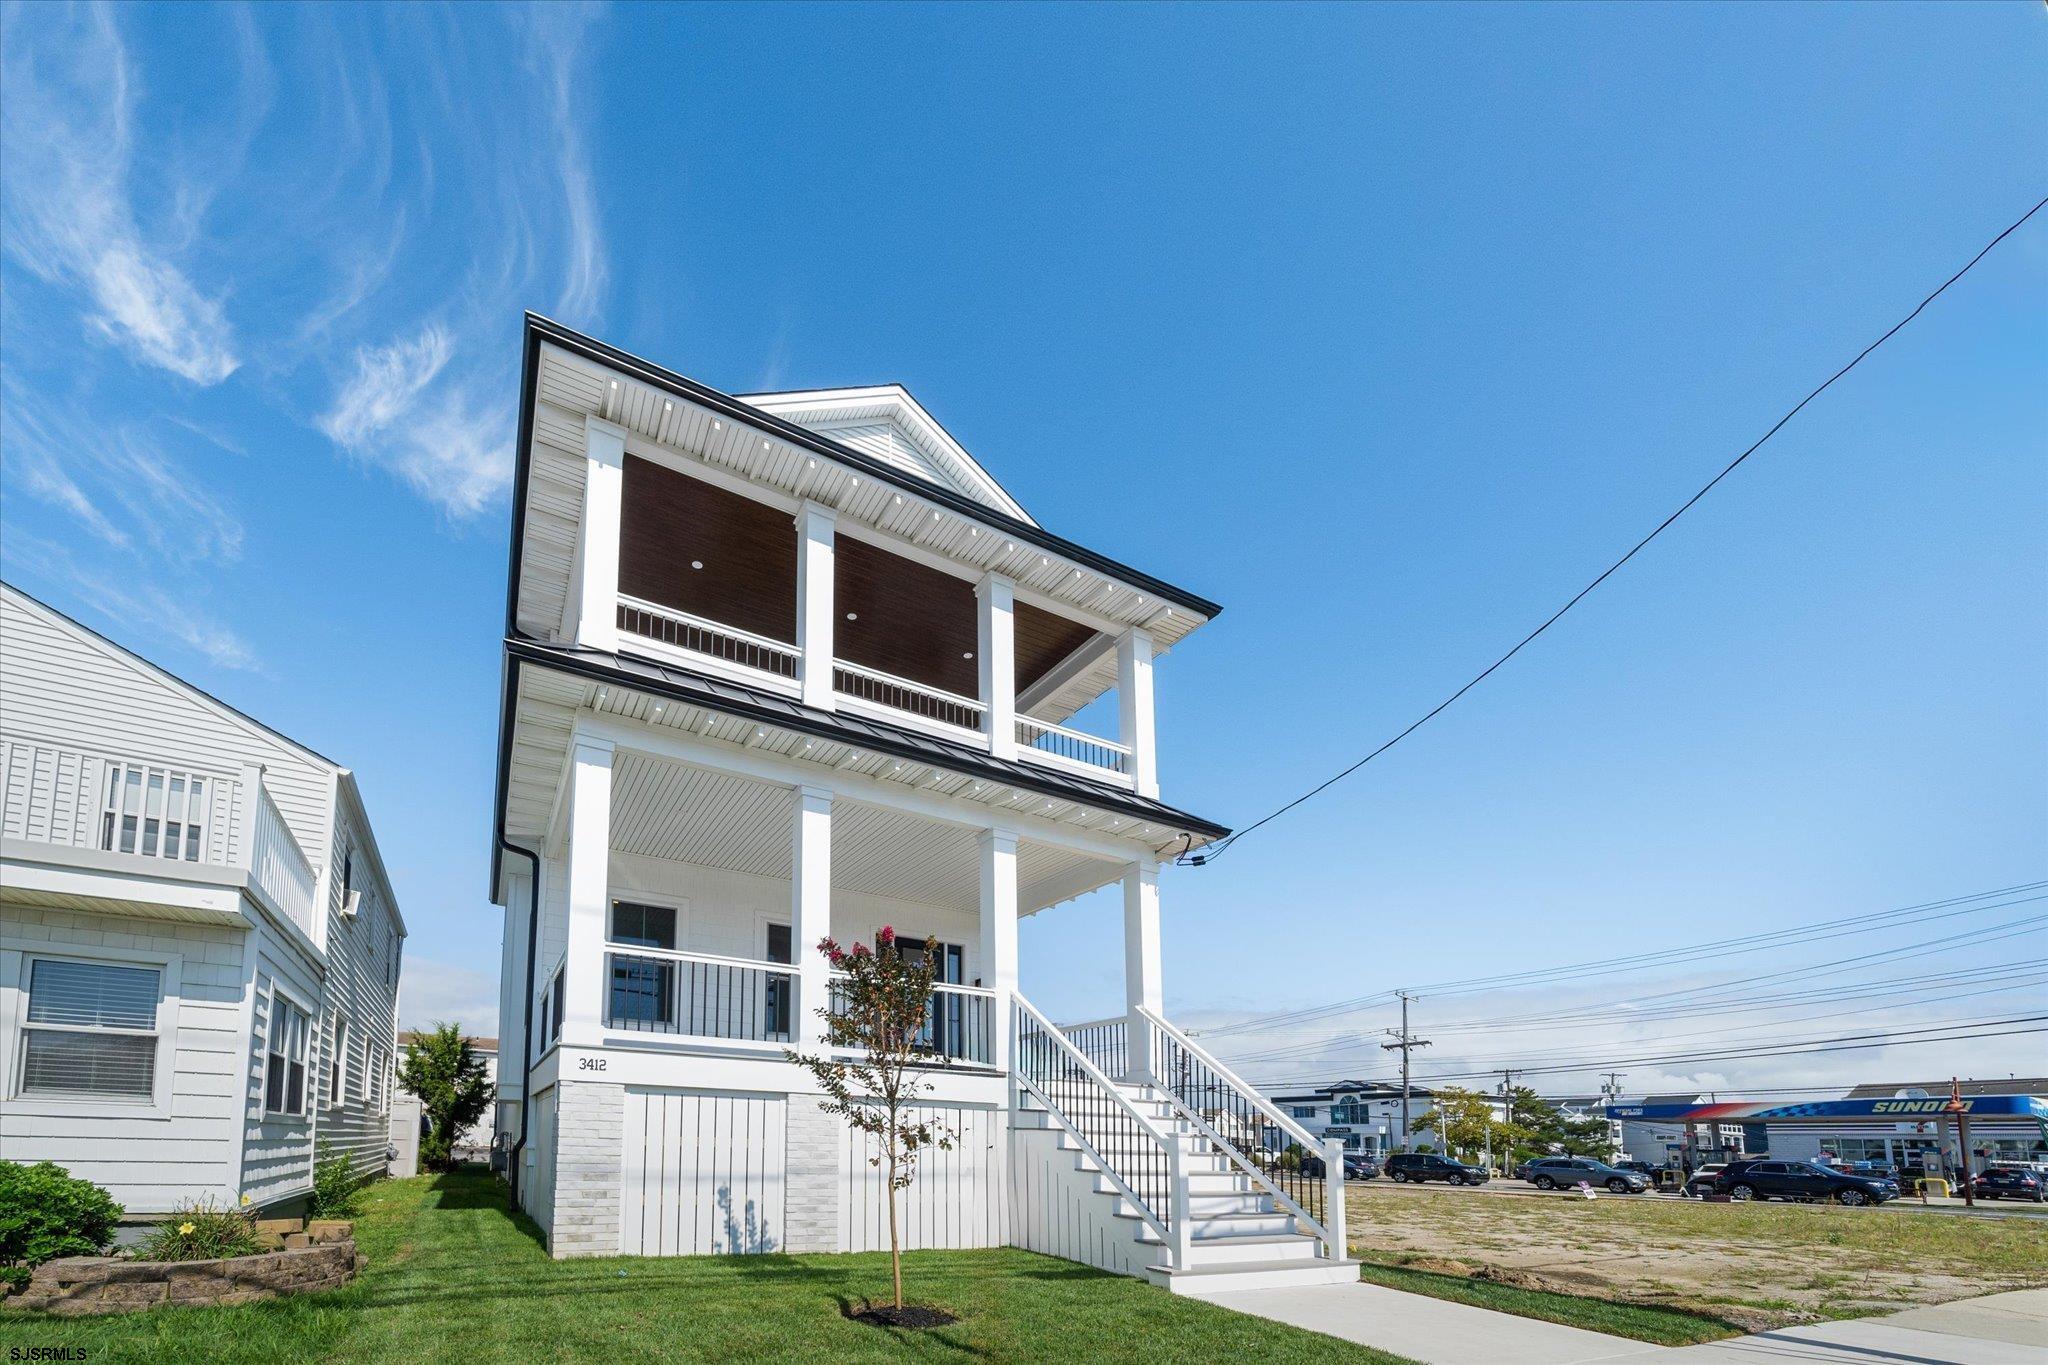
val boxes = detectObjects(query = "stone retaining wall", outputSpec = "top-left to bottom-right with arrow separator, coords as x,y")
12,1240 -> 363,1317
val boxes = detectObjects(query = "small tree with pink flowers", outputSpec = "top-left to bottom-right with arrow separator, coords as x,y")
785,926 -> 954,1312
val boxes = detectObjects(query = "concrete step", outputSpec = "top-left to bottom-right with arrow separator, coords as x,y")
1145,1258 -> 1361,1297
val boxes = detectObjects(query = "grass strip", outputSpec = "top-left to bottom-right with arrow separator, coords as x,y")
1354,1260 -> 1743,1346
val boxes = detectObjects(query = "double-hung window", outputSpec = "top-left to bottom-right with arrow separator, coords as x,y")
607,900 -> 677,1031
328,1014 -> 350,1106
265,993 -> 310,1116
20,957 -> 163,1100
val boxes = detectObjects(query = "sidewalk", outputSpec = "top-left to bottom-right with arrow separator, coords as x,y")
1198,1281 -> 1664,1365
1199,1283 -> 2048,1365
1663,1288 -> 2048,1363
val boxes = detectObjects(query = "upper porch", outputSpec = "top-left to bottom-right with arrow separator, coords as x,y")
509,320 -> 1225,800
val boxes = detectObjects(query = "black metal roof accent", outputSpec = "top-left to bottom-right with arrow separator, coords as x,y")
510,313 -> 1224,621
508,637 -> 1231,842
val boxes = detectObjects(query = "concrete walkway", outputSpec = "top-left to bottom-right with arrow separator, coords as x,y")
1199,1281 -> 1664,1364
1200,1283 -> 2048,1365
1663,1289 -> 2048,1364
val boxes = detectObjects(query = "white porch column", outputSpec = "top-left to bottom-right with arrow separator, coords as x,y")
560,736 -> 615,1047
574,416 -> 627,653
976,575 -> 1016,759
791,785 -> 834,1048
1123,859 -> 1163,1084
1117,626 -> 1157,798
795,502 -> 838,710
978,827 -> 1019,1071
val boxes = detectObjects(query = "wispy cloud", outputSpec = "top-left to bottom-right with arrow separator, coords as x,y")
318,326 -> 510,516
3,532 -> 260,672
516,5 -> 609,326
0,4 -> 240,383
2,378 -> 245,561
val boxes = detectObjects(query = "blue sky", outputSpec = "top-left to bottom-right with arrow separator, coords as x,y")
2,3 -> 2041,1094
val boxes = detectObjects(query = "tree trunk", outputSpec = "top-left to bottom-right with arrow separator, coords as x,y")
887,1145 -> 903,1309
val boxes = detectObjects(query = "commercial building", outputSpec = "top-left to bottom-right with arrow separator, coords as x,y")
1609,1079 -> 2048,1175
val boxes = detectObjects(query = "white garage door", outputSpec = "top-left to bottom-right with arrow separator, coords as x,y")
620,1087 -> 786,1255
840,1103 -> 1002,1252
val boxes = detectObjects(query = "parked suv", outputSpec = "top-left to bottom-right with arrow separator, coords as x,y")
1966,1166 -> 2046,1202
1385,1153 -> 1488,1186
1713,1159 -> 1897,1206
1522,1157 -> 1649,1193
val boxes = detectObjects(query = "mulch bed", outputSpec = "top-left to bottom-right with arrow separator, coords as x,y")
847,1301 -> 959,1330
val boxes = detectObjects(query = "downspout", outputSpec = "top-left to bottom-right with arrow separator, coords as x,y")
500,837 -> 542,1207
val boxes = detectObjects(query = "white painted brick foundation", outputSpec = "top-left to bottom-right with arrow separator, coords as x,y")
549,1080 -> 624,1258
784,1091 -> 842,1253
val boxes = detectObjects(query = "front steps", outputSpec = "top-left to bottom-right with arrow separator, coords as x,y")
1014,1082 -> 1358,1296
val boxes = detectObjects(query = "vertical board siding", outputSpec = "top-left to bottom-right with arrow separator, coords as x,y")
619,1088 -> 786,1255
839,1103 -> 1002,1253
1009,1123 -> 1154,1278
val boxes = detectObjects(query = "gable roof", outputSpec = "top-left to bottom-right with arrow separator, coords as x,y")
0,580 -> 337,770
738,385 -> 1037,525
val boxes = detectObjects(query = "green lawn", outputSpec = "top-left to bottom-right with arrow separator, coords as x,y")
1353,1263 -> 1739,1346
3,1171 -> 1411,1363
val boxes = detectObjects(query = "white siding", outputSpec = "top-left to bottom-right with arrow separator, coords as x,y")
524,1084 -> 559,1235
0,590 -> 334,858
619,1087 -> 786,1255
1010,1121 -> 1155,1277
0,905 -> 248,1213
314,785 -> 404,1185
839,1102 -> 1003,1253
237,921 -> 325,1207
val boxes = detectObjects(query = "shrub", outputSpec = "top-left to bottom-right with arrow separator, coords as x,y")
0,1160 -> 124,1288
310,1139 -> 360,1219
137,1197 -> 261,1262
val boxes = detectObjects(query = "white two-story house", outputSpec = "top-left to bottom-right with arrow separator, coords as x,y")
0,583 -> 405,1220
489,317 -> 1356,1293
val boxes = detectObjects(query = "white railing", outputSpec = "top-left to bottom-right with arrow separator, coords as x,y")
617,595 -> 801,681
1015,993 -> 1186,1266
248,783 -> 319,941
833,659 -> 986,733
1,735 -> 233,864
1016,716 -> 1132,778
1059,1015 -> 1129,1079
829,976 -> 996,1065
1139,1005 -> 1345,1261
603,946 -> 798,1044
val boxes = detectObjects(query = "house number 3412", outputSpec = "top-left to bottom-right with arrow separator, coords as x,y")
577,1057 -> 607,1072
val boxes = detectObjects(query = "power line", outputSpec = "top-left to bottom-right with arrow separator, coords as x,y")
1197,880 -> 2047,1040
1178,196 -> 2048,868
1241,1016 -> 2048,1090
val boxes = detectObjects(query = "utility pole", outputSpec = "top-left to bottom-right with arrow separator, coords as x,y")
1495,1069 -> 1519,1128
1381,991 -> 1430,1153
1601,1071 -> 1627,1163
1946,1077 -> 1975,1208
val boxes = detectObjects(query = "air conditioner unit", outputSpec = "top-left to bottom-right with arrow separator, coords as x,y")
340,889 -> 363,919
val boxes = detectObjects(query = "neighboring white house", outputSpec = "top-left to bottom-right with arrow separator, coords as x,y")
0,582 -> 405,1219
488,316 -> 1355,1293
1266,1080 -> 1447,1159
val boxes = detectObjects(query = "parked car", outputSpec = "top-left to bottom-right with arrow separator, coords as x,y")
1965,1166 -> 2046,1202
1682,1162 -> 1727,1197
1713,1159 -> 1897,1206
1385,1153 -> 1489,1186
1614,1159 -> 1661,1182
1344,1156 -> 1380,1181
1522,1157 -> 1650,1194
